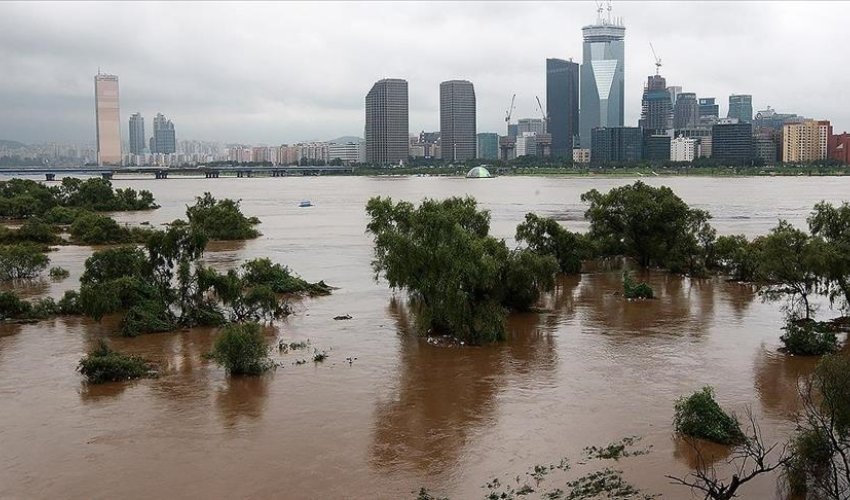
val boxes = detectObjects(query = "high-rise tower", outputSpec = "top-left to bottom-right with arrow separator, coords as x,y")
365,78 -> 409,164
546,58 -> 580,157
94,72 -> 121,165
728,94 -> 753,124
439,80 -> 476,161
152,113 -> 176,154
639,74 -> 671,134
578,5 -> 625,148
128,113 -> 145,155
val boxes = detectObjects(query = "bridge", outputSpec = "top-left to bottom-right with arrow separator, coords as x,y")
0,165 -> 355,181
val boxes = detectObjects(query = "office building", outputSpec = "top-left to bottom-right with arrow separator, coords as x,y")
329,141 -> 366,165
728,94 -> 753,124
643,134 -> 671,162
698,97 -> 719,124
831,132 -> 850,164
673,93 -> 699,130
439,80 -> 476,161
128,112 -> 145,155
782,119 -> 831,163
753,135 -> 777,164
515,132 -> 538,157
671,136 -> 699,162
712,122 -> 753,165
573,148 -> 591,164
516,118 -> 546,136
639,74 -> 672,134
754,106 -> 801,132
476,133 -> 499,160
94,73 -> 121,165
546,58 -> 580,157
667,86 -> 682,112
365,78 -> 409,164
590,127 -> 642,164
151,113 -> 176,154
578,9 -> 625,147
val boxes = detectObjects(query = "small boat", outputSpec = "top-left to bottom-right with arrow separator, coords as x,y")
299,200 -> 313,207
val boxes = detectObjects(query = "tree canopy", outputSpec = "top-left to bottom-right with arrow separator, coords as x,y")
186,192 -> 260,240
366,196 -> 557,344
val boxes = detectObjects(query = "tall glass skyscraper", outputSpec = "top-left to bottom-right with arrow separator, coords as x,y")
129,113 -> 145,155
152,113 -> 176,154
578,12 -> 625,148
94,73 -> 121,165
546,58 -> 579,158
728,94 -> 753,124
439,80 -> 476,161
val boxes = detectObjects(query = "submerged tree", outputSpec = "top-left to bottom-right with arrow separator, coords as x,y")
580,181 -> 714,274
808,201 -> 850,314
515,212 -> 594,274
208,322 -> 274,376
186,192 -> 260,240
366,196 -> 558,344
0,244 -> 49,281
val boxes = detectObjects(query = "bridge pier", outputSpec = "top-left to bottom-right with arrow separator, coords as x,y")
154,170 -> 169,179
237,172 -> 242,178
204,171 -> 219,179
101,172 -> 113,180
246,170 -> 252,178
45,173 -> 55,181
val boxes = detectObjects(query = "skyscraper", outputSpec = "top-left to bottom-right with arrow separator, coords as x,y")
94,73 -> 121,165
152,113 -> 176,154
712,122 -> 754,165
639,74 -> 671,134
476,133 -> 499,160
698,98 -> 719,122
728,94 -> 753,124
578,8 -> 625,148
365,78 -> 409,164
673,93 -> 699,130
129,113 -> 145,155
439,80 -> 476,161
546,58 -> 580,157
590,127 -> 642,164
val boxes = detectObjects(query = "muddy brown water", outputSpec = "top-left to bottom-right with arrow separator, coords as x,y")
1,175 -> 848,499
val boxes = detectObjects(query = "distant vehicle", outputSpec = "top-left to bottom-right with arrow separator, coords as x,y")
299,200 -> 313,207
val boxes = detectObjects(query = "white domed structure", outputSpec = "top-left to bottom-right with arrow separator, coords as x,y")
465,166 -> 493,178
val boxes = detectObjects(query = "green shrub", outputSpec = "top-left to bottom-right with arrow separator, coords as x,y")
515,213 -> 595,274
29,297 -> 58,319
77,339 -> 152,383
0,244 -> 49,280
0,291 -> 33,320
673,386 -> 745,445
186,193 -> 260,240
49,266 -> 69,280
209,323 -> 273,375
240,258 -> 332,295
623,271 -> 654,299
69,212 -> 128,244
120,301 -> 175,337
58,290 -> 82,315
781,320 -> 839,356
42,206 -> 81,225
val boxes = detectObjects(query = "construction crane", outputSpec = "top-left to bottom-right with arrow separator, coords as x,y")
535,96 -> 549,133
504,93 -> 516,135
649,42 -> 662,75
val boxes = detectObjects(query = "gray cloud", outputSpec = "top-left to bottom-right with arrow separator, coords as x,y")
1,1 -> 848,145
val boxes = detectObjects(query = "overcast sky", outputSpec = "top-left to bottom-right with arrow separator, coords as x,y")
1,1 -> 848,145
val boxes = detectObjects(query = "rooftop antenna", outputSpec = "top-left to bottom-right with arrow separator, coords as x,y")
595,1 -> 604,23
606,0 -> 613,23
649,42 -> 662,75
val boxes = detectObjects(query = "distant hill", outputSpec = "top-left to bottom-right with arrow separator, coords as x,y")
0,140 -> 27,149
327,136 -> 364,144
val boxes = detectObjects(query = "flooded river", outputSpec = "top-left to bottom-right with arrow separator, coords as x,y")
1,175 -> 848,499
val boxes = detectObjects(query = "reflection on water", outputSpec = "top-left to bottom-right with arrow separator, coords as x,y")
672,435 -> 734,469
216,376 -> 270,429
754,348 -> 821,419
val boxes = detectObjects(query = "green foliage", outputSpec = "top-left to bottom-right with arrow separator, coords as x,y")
366,196 -> 558,344
15,217 -> 60,244
581,181 -> 714,273
120,300 -> 176,337
186,192 -> 260,240
240,258 -> 332,296
780,320 -> 839,356
57,290 -> 82,315
0,244 -> 49,280
0,291 -> 35,320
623,271 -> 654,299
48,266 -> 69,280
808,201 -> 850,313
0,177 -> 157,219
712,234 -> 761,282
756,220 -> 821,320
673,387 -> 745,445
42,206 -> 81,225
77,339 -> 152,384
209,322 -> 273,375
515,213 -> 594,274
784,355 -> 850,498
69,211 -> 130,244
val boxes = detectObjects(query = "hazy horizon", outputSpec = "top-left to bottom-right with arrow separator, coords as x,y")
2,1 -> 848,145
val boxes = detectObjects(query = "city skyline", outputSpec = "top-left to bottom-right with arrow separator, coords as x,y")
1,1 -> 849,145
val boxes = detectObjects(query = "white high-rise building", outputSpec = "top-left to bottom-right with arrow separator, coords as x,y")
670,135 -> 698,162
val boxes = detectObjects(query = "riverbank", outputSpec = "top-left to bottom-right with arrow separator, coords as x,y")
351,165 -> 850,178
